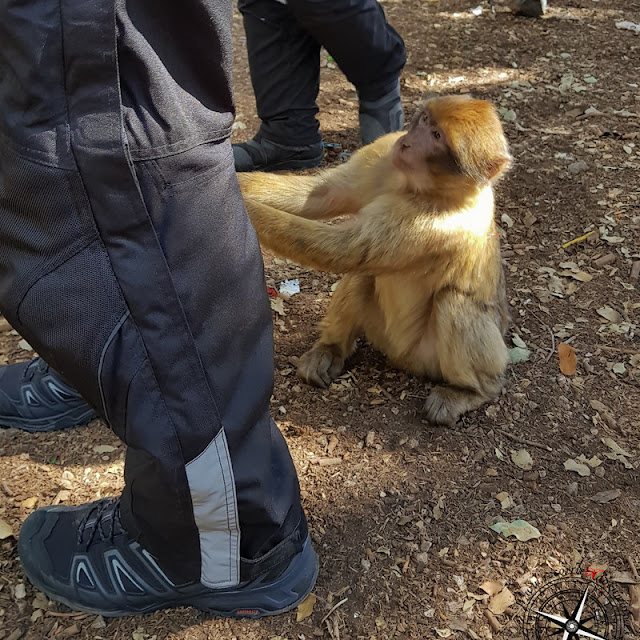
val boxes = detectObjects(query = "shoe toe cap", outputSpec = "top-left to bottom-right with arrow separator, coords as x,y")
232,144 -> 258,172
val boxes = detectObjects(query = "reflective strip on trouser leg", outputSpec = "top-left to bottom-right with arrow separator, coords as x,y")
186,430 -> 240,587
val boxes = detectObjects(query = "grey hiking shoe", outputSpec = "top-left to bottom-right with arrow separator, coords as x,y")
233,136 -> 324,172
358,81 -> 405,146
0,357 -> 96,433
19,497 -> 319,618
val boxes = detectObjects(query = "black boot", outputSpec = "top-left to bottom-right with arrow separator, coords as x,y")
233,135 -> 324,172
358,80 -> 404,146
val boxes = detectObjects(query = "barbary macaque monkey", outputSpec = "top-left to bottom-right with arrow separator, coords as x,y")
238,95 -> 512,426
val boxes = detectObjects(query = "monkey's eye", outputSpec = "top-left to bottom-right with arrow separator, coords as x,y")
432,130 -> 441,140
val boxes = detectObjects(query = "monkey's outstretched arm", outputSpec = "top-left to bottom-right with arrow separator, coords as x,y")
238,173 -> 341,219
237,133 -> 402,220
244,195 -> 484,275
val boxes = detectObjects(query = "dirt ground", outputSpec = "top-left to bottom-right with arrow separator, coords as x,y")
1,0 -> 639,638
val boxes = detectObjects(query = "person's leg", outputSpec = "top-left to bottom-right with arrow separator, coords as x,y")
512,0 -> 547,17
0,0 -> 315,617
233,0 -> 324,171
286,0 -> 407,145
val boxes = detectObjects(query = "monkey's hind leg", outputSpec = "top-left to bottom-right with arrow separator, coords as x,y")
296,275 -> 369,388
425,292 -> 508,426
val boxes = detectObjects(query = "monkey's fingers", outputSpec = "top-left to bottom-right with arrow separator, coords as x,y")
423,386 -> 462,427
296,344 -> 345,388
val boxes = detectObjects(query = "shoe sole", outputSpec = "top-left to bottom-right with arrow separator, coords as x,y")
257,155 -> 324,172
23,535 -> 319,619
0,406 -> 97,433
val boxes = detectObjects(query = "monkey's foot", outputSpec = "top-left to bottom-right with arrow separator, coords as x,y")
423,386 -> 488,426
296,344 -> 345,388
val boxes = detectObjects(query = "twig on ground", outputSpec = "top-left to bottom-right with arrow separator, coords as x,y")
527,309 -> 556,363
628,555 -> 640,582
496,427 -> 553,452
484,609 -> 502,633
561,230 -> 596,249
320,597 -> 349,625
598,345 -> 640,355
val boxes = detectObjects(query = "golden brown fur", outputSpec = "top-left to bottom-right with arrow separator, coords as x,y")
237,95 -> 512,425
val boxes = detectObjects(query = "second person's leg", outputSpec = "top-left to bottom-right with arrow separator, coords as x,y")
234,0 -> 325,171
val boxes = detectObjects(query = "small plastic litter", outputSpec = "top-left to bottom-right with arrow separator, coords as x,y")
616,20 -> 640,33
279,279 -> 301,297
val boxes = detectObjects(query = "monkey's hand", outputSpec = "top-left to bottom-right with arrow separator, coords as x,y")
238,172 -> 360,220
296,343 -> 345,388
424,385 -> 490,426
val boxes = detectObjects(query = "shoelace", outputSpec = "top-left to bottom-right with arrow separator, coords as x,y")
77,498 -> 125,547
24,357 -> 49,382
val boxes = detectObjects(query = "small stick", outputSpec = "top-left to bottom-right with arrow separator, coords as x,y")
598,345 -> 640,355
628,555 -> 639,583
315,457 -> 342,466
526,309 -> 556,364
496,428 -> 553,452
484,609 -> 502,633
320,597 -> 349,625
545,325 -> 556,364
561,230 -> 596,249
593,253 -> 616,267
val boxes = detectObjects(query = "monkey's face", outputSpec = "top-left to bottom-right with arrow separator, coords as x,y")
392,108 -> 459,186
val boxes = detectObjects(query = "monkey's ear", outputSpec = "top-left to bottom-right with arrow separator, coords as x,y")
485,154 -> 512,181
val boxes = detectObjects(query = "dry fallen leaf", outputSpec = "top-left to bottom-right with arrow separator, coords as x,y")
496,491 -> 515,510
611,571 -> 637,584
92,445 -> 116,454
560,270 -> 593,282
597,306 -> 623,324
590,489 -> 622,504
21,497 -> 38,509
296,592 -> 316,622
564,458 -> 591,476
480,580 -> 504,596
449,617 -> 467,632
558,343 -> 577,375
433,496 -> 445,520
490,520 -> 541,542
602,437 -> 632,458
590,399 -> 609,413
511,449 -> 533,470
489,587 -> 515,615
18,338 -> 33,351
270,296 -> 285,316
435,629 -> 453,638
0,518 -> 13,539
